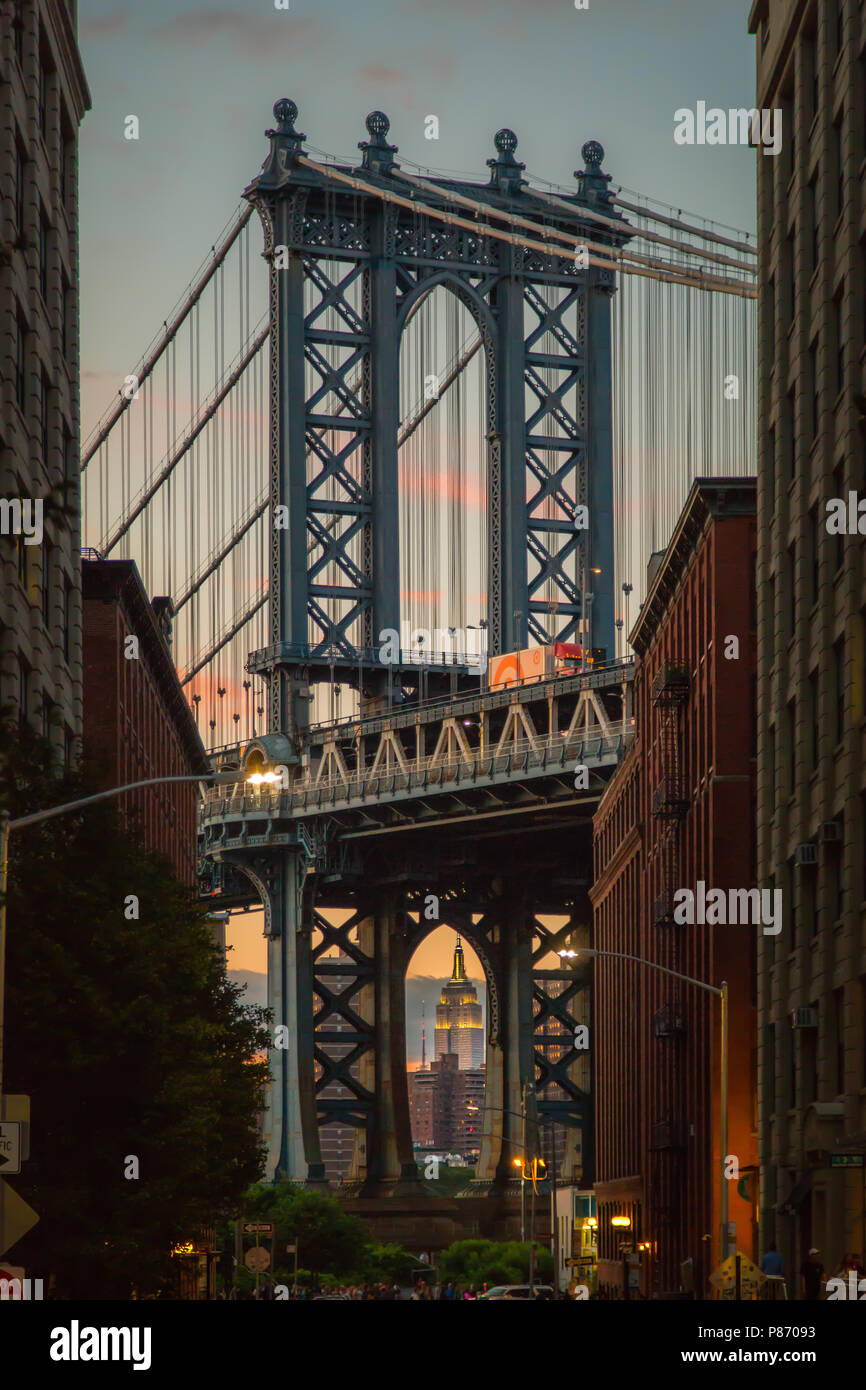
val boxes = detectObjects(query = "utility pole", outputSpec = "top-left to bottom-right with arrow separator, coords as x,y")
550,1121 -> 560,1298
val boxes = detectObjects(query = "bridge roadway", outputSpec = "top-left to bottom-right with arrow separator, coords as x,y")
200,658 -> 634,874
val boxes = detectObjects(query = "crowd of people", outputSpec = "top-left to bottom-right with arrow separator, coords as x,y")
760,1244 -> 866,1298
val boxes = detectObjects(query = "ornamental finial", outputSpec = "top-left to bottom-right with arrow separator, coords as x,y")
575,139 -> 613,205
358,110 -> 399,175
487,127 -> 526,196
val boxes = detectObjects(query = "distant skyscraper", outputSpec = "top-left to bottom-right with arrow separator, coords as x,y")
434,936 -> 484,1070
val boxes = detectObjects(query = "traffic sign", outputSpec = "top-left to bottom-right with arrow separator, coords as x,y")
0,1123 -> 21,1175
242,1221 -> 274,1235
244,1246 -> 271,1272
0,1179 -> 39,1259
285,1243 -> 297,1255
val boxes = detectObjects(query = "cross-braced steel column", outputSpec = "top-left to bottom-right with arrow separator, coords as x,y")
356,894 -> 419,1192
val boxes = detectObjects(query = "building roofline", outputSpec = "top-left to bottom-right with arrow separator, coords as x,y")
629,477 -> 756,656
82,558 -> 210,774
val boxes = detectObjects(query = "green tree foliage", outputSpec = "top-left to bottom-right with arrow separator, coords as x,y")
439,1239 -> 554,1290
241,1182 -> 370,1281
1,726 -> 269,1297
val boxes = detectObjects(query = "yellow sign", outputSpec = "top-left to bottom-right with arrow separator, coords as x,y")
708,1251 -> 765,1299
0,1178 -> 39,1260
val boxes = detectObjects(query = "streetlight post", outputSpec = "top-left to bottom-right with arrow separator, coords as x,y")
559,946 -> 729,1280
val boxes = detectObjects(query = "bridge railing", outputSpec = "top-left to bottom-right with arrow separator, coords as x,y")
201,720 -> 632,815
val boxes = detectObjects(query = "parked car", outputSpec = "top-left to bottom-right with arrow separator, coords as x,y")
478,1284 -> 554,1301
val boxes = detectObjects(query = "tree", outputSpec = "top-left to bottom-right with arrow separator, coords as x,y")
241,1182 -> 370,1281
440,1238 -> 553,1290
1,725 -> 270,1297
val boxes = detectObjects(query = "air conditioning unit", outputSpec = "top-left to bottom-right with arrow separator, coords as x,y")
820,821 -> 842,843
790,1007 -> 818,1029
795,843 -> 818,865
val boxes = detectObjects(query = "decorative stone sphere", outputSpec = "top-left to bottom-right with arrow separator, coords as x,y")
366,110 -> 390,139
273,98 -> 297,126
581,140 -> 605,169
494,128 -> 518,155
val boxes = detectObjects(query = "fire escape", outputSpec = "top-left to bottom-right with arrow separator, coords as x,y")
649,659 -> 690,1282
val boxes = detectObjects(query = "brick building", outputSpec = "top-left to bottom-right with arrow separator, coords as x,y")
591,478 -> 759,1298
0,2 -> 89,760
408,1053 -> 485,1157
82,557 -> 209,887
749,0 -> 866,1285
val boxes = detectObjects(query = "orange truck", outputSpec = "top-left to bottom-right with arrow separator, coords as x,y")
487,642 -> 583,690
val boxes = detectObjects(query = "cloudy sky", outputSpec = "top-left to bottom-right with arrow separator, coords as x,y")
77,0 -> 757,984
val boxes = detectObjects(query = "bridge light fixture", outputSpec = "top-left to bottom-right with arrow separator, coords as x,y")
247,770 -> 280,786
611,1215 -> 631,1228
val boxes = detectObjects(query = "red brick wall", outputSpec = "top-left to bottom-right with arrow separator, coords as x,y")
592,500 -> 758,1297
83,596 -> 201,888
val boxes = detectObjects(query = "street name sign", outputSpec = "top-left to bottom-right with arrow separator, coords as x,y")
242,1221 -> 274,1234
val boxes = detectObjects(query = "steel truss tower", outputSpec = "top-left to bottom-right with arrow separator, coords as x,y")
210,101 -> 630,1193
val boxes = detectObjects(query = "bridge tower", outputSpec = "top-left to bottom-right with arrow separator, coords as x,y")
208,102 -> 632,1196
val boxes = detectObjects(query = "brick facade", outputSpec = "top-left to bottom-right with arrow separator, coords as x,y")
592,478 -> 759,1297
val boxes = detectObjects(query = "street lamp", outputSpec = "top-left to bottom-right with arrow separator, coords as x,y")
559,945 -> 729,1275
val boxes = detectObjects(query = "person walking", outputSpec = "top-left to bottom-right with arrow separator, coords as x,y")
800,1248 -> 824,1300
760,1243 -> 784,1277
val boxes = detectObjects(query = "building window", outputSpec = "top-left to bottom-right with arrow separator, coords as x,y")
811,41 -> 819,118
833,464 -> 844,571
13,6 -> 24,67
809,505 -> 819,605
785,700 -> 796,796
786,540 -> 796,638
62,577 -> 73,663
785,388 -> 795,482
42,693 -> 52,740
834,291 -> 844,396
809,669 -> 819,766
836,2 -> 844,53
767,423 -> 776,507
18,659 -> 29,726
767,724 -> 776,806
833,118 -> 843,217
789,1028 -> 798,1108
765,1023 -> 775,1113
834,639 -> 845,744
786,229 -> 795,315
39,208 -> 48,303
14,140 -> 25,239
809,339 -> 819,440
38,44 -> 48,137
42,542 -> 52,628
833,988 -> 845,1095
41,370 -> 50,463
809,177 -> 818,272
767,275 -> 776,361
60,271 -> 70,361
16,314 -> 27,412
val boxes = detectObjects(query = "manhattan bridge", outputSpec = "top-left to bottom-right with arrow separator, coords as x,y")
81,100 -> 756,1238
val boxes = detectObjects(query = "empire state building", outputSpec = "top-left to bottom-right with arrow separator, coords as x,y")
434,936 -> 484,1069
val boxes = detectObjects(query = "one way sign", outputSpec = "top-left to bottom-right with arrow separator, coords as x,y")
0,1123 -> 21,1175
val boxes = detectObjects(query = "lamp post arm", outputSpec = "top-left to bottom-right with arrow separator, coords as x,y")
8,772 -> 231,833
576,948 -> 722,998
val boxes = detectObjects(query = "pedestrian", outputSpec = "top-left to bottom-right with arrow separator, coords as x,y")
443,1280 -> 456,1301
760,1243 -> 784,1277
462,1283 -> 477,1300
800,1248 -> 823,1300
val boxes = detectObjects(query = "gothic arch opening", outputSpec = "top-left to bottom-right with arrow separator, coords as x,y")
405,924 -> 491,1186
